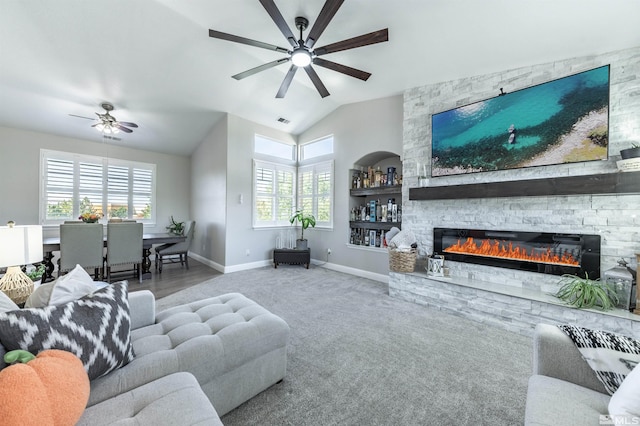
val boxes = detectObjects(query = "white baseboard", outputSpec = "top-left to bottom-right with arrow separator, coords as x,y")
190,253 -> 389,283
187,252 -> 224,273
311,259 -> 389,283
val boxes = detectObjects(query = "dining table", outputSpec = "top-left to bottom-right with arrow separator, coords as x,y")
42,233 -> 186,282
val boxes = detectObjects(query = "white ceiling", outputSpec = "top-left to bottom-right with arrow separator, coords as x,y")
1,0 -> 639,156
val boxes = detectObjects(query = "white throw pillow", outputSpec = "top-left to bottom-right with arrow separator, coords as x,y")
0,290 -> 19,313
609,363 -> 640,421
24,264 -> 98,308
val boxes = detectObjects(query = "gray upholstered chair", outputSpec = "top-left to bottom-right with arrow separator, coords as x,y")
59,223 -> 104,279
106,222 -> 143,283
155,221 -> 195,273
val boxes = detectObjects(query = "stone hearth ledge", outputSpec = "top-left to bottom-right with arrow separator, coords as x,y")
388,271 -> 640,337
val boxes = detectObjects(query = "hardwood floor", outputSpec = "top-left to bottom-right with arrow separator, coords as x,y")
115,258 -> 222,300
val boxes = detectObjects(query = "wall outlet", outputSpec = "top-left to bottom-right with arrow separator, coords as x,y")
327,248 -> 331,255
245,249 -> 250,256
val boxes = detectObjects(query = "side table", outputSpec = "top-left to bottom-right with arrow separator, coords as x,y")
273,248 -> 310,269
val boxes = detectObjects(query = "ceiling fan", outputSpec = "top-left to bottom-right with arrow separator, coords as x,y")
208,0 -> 389,98
69,102 -> 139,135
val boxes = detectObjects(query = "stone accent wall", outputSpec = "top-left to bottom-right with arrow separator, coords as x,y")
402,47 -> 640,292
389,272 -> 640,337
390,47 -> 640,335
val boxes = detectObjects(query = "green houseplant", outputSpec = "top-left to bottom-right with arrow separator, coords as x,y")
166,216 -> 185,235
26,264 -> 45,283
553,273 -> 618,311
289,210 -> 316,250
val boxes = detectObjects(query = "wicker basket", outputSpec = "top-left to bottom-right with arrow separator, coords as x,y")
388,248 -> 417,272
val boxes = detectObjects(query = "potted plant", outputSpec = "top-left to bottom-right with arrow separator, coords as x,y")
289,210 -> 316,250
166,216 -> 185,235
26,264 -> 45,286
553,273 -> 618,311
620,142 -> 640,160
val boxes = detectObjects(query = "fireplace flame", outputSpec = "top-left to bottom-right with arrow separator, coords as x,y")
443,237 -> 579,266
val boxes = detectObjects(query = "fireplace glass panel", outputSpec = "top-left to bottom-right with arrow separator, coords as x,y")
433,228 -> 601,278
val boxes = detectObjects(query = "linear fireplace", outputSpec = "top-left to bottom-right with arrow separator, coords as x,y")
433,228 -> 601,278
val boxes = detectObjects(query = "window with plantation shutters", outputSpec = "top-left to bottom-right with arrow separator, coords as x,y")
297,160 -> 333,228
252,134 -> 333,229
253,160 -> 295,227
40,150 -> 156,225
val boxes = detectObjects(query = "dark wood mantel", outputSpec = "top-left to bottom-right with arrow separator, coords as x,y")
409,171 -> 640,201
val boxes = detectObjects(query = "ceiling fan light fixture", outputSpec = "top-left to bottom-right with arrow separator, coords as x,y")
291,48 -> 312,67
95,122 -> 119,135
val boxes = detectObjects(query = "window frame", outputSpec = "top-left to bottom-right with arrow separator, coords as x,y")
252,159 -> 297,228
297,159 -> 334,229
40,149 -> 156,226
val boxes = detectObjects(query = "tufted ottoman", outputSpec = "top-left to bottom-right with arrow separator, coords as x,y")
88,291 -> 290,418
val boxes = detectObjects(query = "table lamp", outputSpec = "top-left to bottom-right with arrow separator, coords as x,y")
0,224 -> 43,304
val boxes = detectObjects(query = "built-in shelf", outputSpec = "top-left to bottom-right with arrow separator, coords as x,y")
350,185 -> 402,197
409,171 -> 640,201
349,221 -> 400,231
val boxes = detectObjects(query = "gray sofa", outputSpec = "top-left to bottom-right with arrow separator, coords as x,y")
524,323 -> 610,425
1,289 -> 290,425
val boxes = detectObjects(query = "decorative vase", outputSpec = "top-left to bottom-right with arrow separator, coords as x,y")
82,218 -> 98,223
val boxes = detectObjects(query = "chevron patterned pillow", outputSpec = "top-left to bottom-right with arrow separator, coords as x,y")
0,280 -> 135,380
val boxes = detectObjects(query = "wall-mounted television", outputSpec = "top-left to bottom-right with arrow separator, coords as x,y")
430,65 -> 610,177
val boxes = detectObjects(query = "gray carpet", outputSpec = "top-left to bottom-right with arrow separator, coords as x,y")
156,265 -> 532,426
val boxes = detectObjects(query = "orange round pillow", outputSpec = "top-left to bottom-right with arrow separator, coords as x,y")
0,349 -> 90,426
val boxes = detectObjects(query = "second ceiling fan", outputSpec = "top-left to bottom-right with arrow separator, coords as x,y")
208,0 -> 388,98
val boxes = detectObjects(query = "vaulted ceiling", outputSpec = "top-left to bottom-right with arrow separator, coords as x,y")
1,0 -> 639,156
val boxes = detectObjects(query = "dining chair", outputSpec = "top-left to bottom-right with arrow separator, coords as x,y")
58,223 -> 104,279
105,221 -> 143,283
155,221 -> 195,273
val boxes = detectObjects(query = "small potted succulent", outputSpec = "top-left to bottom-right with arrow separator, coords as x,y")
289,210 -> 316,250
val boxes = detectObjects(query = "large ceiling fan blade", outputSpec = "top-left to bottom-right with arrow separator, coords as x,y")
115,124 -> 133,133
313,57 -> 371,81
314,28 -> 388,56
304,0 -> 344,49
259,0 -> 298,48
118,121 -> 138,128
209,29 -> 289,53
304,66 -> 330,98
232,57 -> 290,80
69,114 -> 96,121
276,65 -> 298,98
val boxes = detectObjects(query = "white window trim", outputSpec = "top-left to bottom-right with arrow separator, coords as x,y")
298,134 -> 334,165
253,159 -> 297,228
297,159 -> 334,229
40,149 -> 156,226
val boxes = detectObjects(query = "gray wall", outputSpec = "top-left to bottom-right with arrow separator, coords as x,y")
189,114 -> 297,272
0,125 -> 191,237
401,46 -> 640,293
297,95 -> 404,278
190,117 -> 228,268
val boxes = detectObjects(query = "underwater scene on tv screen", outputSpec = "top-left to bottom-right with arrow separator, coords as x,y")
431,65 -> 610,177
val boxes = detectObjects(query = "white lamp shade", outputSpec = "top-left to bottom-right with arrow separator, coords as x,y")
0,225 -> 43,267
